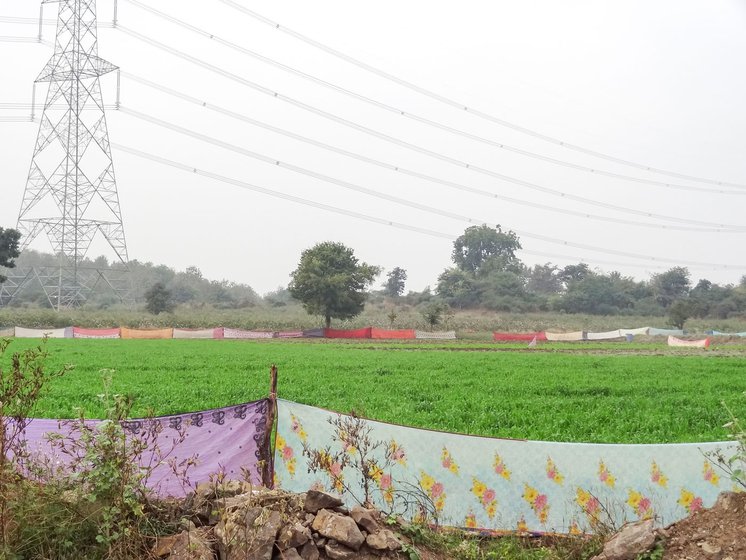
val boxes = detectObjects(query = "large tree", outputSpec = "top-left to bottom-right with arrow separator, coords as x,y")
289,242 -> 380,328
651,266 -> 691,308
452,224 -> 521,275
383,267 -> 407,298
144,281 -> 175,315
0,227 -> 21,283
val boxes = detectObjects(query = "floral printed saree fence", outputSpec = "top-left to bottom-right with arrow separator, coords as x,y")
275,399 -> 738,534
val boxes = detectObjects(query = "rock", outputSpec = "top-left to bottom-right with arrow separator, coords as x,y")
350,506 -> 381,533
312,509 -> 365,551
277,549 -> 303,560
366,528 -> 401,551
715,492 -> 737,512
152,529 -> 213,560
299,540 -> 320,560
216,507 -> 282,560
153,533 -> 183,557
699,541 -> 722,557
324,542 -> 356,560
277,522 -> 312,550
592,519 -> 656,560
303,490 -> 344,513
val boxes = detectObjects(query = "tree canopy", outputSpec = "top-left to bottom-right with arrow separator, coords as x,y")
452,224 -> 522,275
0,227 -> 21,283
288,241 -> 380,328
383,267 -> 407,298
144,282 -> 175,315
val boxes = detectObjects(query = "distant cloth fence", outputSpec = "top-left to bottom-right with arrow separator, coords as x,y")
0,325 -> 732,344
173,327 -> 223,339
73,327 -> 121,339
668,336 -> 710,348
14,326 -> 72,338
415,330 -> 456,339
493,332 -> 547,342
223,328 -> 275,339
707,330 -> 746,337
371,328 -> 416,339
120,327 -> 174,340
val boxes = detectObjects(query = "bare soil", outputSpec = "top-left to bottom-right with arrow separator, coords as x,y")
661,491 -> 746,560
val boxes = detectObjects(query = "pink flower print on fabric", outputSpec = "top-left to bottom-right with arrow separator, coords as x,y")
493,453 -> 511,480
627,489 -> 654,520
650,461 -> 668,487
522,484 -> 549,524
420,471 -> 446,512
703,461 -> 720,486
598,460 -> 616,488
471,477 -> 497,519
388,440 -> 407,466
546,457 -> 564,485
441,447 -> 460,474
290,414 -> 307,442
275,434 -> 297,477
678,489 -> 704,515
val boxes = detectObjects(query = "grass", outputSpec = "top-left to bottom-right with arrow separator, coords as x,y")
5,337 -> 744,445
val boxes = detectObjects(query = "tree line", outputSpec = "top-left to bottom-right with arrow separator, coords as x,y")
2,224 -> 745,328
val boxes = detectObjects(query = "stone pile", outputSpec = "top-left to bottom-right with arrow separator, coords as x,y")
153,484 -> 405,560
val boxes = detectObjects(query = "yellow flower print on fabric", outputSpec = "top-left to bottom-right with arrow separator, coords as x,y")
387,440 -> 407,466
423,473 -> 444,511
493,453 -> 511,480
703,461 -> 720,486
626,489 -> 653,520
471,477 -> 497,519
441,447 -> 460,474
523,484 -> 549,524
546,457 -> 564,485
576,488 -> 601,526
677,489 -> 703,514
650,461 -> 668,488
289,414 -> 307,442
275,434 -> 296,478
598,460 -> 616,488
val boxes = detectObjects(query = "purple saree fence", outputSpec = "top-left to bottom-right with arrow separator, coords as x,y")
11,398 -> 272,497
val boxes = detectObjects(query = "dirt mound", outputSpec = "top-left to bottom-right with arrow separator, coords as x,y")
661,491 -> 746,560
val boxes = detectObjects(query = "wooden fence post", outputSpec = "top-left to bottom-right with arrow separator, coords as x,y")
263,364 -> 278,488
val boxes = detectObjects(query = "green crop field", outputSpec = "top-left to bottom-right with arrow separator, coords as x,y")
3,338 -> 745,444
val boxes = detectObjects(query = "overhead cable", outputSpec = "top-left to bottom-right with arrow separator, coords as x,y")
120,82 -> 746,233
215,0 -> 746,190
121,0 -> 744,196
111,141 -> 746,272
115,26 -> 739,230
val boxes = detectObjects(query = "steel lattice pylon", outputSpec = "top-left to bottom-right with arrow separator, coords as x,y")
13,0 -> 129,310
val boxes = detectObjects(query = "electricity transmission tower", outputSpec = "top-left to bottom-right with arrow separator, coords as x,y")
7,0 -> 129,310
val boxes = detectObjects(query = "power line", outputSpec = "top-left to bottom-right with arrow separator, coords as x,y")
121,0 -> 744,196
0,16 -> 55,25
0,15 -> 114,27
215,0 -> 746,190
111,141 -> 746,272
0,36 -> 39,42
120,83 -> 746,233
115,26 -> 740,231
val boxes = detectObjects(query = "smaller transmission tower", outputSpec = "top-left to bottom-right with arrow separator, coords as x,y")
12,0 -> 128,309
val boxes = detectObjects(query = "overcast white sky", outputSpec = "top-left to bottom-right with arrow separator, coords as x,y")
1,0 -> 745,295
